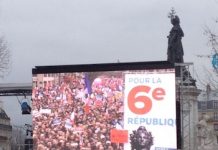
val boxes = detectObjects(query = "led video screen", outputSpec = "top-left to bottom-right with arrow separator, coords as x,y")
32,61 -> 177,150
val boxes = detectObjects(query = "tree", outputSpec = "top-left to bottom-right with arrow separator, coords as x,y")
204,26 -> 218,54
0,36 -> 10,78
195,16 -> 218,90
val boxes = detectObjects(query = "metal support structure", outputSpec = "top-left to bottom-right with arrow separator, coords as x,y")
175,63 -> 194,150
0,83 -> 32,96
12,125 -> 33,150
0,83 -> 33,150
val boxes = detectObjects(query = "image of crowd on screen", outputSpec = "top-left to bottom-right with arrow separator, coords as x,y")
32,72 -> 125,150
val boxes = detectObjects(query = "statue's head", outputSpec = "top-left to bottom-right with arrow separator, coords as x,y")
203,114 -> 210,121
130,126 -> 153,150
171,15 -> 180,25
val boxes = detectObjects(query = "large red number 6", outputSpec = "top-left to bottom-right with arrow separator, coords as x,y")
128,85 -> 152,115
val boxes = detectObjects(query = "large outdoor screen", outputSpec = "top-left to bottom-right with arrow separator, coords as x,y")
32,61 -> 177,150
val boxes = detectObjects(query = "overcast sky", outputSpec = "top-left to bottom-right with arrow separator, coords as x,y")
0,0 -> 217,125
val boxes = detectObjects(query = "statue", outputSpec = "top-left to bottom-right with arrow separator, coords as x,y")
167,10 -> 184,64
167,9 -> 196,86
130,126 -> 153,150
197,115 -> 217,150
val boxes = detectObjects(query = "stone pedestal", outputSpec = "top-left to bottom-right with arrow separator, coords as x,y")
178,86 -> 201,150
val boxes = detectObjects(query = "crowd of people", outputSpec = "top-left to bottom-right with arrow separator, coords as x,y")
32,72 -> 125,150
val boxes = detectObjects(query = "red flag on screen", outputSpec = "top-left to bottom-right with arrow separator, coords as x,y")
110,129 -> 128,143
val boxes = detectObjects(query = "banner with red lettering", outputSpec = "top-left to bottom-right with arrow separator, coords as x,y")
123,69 -> 177,150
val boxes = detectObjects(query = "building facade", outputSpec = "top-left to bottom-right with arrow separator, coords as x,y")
198,85 -> 218,148
0,102 -> 12,150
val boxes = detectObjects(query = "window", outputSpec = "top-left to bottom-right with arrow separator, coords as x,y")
201,101 -> 207,110
214,124 -> 218,131
214,112 -> 218,121
214,101 -> 218,109
44,74 -> 48,77
48,74 -> 52,77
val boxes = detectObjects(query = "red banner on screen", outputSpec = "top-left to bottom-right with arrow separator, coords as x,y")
110,129 -> 128,143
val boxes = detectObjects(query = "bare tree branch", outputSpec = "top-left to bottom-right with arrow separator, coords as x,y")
196,15 -> 218,90
194,68 -> 207,89
202,65 -> 218,90
204,25 -> 218,53
0,36 -> 11,78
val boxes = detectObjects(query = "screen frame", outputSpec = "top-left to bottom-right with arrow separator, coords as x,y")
32,60 -> 181,149
33,61 -> 173,74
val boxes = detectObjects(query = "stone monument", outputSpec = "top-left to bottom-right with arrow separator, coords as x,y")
167,9 -> 199,150
167,13 -> 184,64
197,115 -> 217,150
167,9 -> 196,86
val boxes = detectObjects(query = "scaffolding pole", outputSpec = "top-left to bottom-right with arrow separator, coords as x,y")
175,63 -> 194,150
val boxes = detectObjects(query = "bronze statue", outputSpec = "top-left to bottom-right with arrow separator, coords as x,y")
167,9 -> 196,86
130,126 -> 153,150
167,15 -> 184,63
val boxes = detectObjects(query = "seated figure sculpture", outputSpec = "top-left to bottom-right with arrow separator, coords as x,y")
197,115 -> 217,150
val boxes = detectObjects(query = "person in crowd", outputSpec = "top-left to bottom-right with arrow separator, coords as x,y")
32,73 -> 124,150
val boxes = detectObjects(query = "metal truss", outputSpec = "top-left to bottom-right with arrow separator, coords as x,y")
0,83 -> 32,96
175,63 -> 194,150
